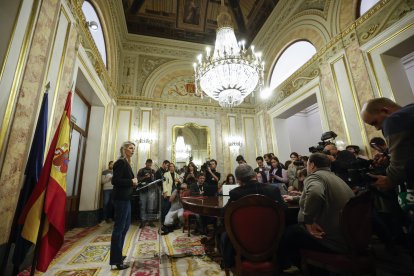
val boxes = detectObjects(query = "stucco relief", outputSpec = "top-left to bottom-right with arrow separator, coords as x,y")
319,63 -> 348,143
162,75 -> 200,98
344,39 -> 380,142
123,42 -> 197,60
120,55 -> 136,95
0,0 -> 60,244
135,55 -> 173,96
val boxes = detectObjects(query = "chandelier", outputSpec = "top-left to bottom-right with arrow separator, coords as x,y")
193,1 -> 264,108
175,134 -> 191,160
227,135 -> 243,151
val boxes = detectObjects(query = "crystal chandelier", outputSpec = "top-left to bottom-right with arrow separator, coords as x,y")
193,1 -> 264,108
175,134 -> 191,160
227,135 -> 243,151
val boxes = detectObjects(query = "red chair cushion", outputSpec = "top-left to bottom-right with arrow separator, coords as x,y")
301,250 -> 374,271
182,210 -> 196,219
231,206 -> 279,254
241,260 -> 275,272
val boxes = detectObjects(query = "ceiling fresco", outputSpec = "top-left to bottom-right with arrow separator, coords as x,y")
122,0 -> 279,44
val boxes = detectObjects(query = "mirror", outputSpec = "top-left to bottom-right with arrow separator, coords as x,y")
172,123 -> 211,167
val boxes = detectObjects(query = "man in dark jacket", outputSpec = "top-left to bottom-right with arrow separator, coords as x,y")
220,164 -> 287,268
361,98 -> 414,191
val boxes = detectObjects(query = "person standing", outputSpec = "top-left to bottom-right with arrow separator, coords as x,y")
137,159 -> 156,228
102,161 -> 114,223
204,159 -> 221,196
361,97 -> 414,191
109,141 -> 138,270
162,163 -> 181,233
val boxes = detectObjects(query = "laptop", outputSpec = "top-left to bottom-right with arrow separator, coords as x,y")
222,184 -> 239,196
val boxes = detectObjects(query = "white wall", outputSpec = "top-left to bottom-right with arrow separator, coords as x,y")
285,109 -> 323,158
402,52 -> 414,97
79,106 -> 105,211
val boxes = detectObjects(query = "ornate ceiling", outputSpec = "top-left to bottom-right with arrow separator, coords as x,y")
122,0 -> 279,44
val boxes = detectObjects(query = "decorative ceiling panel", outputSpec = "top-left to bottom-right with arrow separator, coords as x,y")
122,0 -> 279,44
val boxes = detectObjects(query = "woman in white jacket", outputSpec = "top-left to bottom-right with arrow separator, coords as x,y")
161,163 -> 181,231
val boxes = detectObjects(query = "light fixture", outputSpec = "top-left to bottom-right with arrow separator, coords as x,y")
260,87 -> 272,99
137,132 -> 155,145
175,131 -> 191,160
87,21 -> 98,31
228,135 -> 243,151
193,0 -> 264,108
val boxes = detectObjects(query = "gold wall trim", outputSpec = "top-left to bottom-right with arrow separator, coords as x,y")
342,55 -> 370,155
330,55 -> 352,145
0,0 -> 40,157
45,8 -> 71,149
365,20 -> 414,100
113,108 -> 132,160
0,0 -> 24,82
171,123 -> 211,165
242,116 -> 258,161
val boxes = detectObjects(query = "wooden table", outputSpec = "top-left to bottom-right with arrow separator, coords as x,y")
181,196 -> 299,223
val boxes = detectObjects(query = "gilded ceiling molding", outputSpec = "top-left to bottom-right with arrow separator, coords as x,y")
122,41 -> 199,60
117,96 -> 256,115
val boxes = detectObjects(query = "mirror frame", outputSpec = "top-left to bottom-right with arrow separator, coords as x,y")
171,122 -> 211,164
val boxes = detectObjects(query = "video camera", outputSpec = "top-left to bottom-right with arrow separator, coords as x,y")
309,131 -> 338,153
200,160 -> 211,172
347,158 -> 386,188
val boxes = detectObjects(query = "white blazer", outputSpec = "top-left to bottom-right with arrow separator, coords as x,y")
163,171 -> 180,197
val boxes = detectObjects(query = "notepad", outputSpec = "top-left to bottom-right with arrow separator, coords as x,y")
222,184 -> 239,196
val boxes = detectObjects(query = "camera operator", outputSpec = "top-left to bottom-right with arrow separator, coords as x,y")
324,143 -> 356,187
203,159 -> 221,196
361,98 -> 414,191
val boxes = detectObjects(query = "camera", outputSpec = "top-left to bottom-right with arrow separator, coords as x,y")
347,158 -> 385,188
309,131 -> 338,154
200,161 -> 210,172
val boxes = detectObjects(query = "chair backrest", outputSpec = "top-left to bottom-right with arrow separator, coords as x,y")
340,191 -> 373,254
224,194 -> 285,262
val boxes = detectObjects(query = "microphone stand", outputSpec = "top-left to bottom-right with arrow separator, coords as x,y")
136,178 -> 166,262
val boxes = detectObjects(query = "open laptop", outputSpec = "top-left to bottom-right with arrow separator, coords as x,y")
222,184 -> 239,196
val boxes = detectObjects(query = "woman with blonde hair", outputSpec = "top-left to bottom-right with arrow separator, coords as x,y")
109,141 -> 138,270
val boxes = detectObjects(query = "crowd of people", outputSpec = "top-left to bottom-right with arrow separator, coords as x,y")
103,97 -> 413,272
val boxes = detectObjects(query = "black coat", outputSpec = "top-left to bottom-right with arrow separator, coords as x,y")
112,158 -> 134,200
228,180 -> 287,209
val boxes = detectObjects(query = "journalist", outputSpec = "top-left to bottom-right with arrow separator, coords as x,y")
204,159 -> 221,196
324,143 -> 356,186
361,97 -> 414,191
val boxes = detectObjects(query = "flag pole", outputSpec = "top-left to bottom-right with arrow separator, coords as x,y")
29,82 -> 51,276
0,82 -> 50,275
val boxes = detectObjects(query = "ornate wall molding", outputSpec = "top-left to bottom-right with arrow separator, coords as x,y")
117,96 -> 256,115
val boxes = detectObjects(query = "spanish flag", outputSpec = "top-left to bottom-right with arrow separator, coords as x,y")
19,91 -> 72,272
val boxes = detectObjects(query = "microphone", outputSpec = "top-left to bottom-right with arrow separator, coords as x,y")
135,178 -> 164,191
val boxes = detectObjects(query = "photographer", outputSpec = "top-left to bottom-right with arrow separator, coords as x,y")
324,143 -> 356,186
203,159 -> 221,196
361,98 -> 414,191
137,159 -> 156,228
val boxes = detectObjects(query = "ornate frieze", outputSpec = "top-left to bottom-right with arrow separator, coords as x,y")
117,96 -> 256,115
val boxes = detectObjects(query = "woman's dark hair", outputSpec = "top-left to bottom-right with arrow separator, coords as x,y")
225,173 -> 235,184
290,152 -> 299,158
284,160 -> 292,169
187,162 -> 198,172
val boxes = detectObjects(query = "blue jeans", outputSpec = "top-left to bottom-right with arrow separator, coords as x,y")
110,200 -> 131,265
139,191 -> 149,221
103,190 -> 113,220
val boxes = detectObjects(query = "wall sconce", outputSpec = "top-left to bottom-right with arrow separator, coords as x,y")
137,132 -> 156,145
228,135 -> 243,151
87,21 -> 99,31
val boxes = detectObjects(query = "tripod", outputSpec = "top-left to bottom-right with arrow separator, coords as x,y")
136,178 -> 167,263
